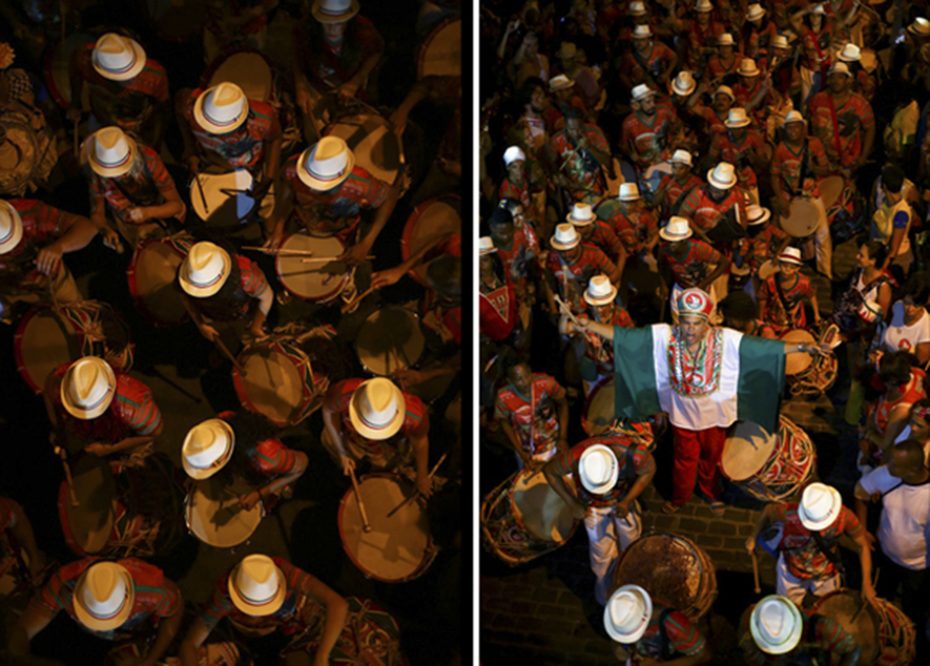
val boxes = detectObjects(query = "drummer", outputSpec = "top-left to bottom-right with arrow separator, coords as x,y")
0,496 -> 46,590
9,558 -> 183,664
653,149 -> 703,217
322,377 -> 434,498
181,412 -> 309,510
543,223 -> 620,316
735,204 -> 790,292
757,247 -> 821,331
656,216 -> 729,319
678,162 -> 748,245
544,434 -> 655,605
267,136 -> 403,264
567,202 -> 626,269
0,197 -> 99,304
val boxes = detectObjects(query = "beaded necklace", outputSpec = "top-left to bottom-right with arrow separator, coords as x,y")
668,326 -> 723,396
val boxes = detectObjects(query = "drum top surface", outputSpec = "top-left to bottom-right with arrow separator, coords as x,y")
238,349 -> 306,423
339,475 -> 430,581
405,199 -> 461,283
208,53 -> 272,102
191,170 -> 255,223
356,306 -> 425,375
187,474 -> 262,548
512,469 -> 575,542
585,380 -> 615,436
326,114 -> 400,186
616,534 -> 709,610
276,234 -> 349,299
812,591 -> 880,663
17,308 -> 78,393
722,421 -> 776,481
819,176 -> 844,209
418,19 -> 461,79
781,329 -> 816,375
780,197 -> 820,237
64,456 -> 116,554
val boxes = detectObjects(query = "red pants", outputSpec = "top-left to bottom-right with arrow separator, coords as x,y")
670,425 -> 727,506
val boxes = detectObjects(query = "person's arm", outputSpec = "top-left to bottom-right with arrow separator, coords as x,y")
244,450 -> 309,509
390,80 -> 430,134
7,502 -> 44,583
543,457 -> 586,520
181,295 -> 219,343
745,503 -> 783,554
810,290 -> 821,324
616,454 -> 656,518
411,431 -> 431,498
299,575 -> 349,666
8,600 -> 57,655
36,210 -> 99,275
878,405 -> 912,456
250,285 -> 274,337
498,415 -> 531,466
370,231 -> 456,290
845,528 -> 877,605
876,282 -> 892,318
343,184 -> 402,264
914,341 -> 930,366
339,48 -> 382,99
698,254 -> 731,291
89,192 -> 123,253
322,397 -> 353,475
852,480 -> 877,550
85,432 -> 161,458
266,177 -> 295,248
178,617 -> 212,666
139,592 -> 182,666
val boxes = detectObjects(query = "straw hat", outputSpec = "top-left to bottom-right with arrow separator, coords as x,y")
557,42 -> 578,60
838,43 -> 861,62
566,202 -> 596,226
669,149 -> 693,166
677,287 -> 714,319
629,1 -> 647,16
297,136 -> 355,191
715,85 -> 735,101
179,242 -> 232,298
750,595 -> 803,655
771,34 -> 790,50
695,0 -> 713,13
349,377 -> 406,440
478,237 -> 497,256
829,61 -> 852,77
737,58 -> 761,77
619,182 -> 641,201
632,25 -> 652,40
548,74 -> 574,92
777,247 -> 804,265
0,200 -> 23,255
61,356 -> 117,420
228,554 -> 286,616
707,162 -> 737,189
182,418 -> 235,480
88,127 -> 136,178
908,17 -> 930,37
798,482 -> 842,531
782,110 -> 806,126
584,275 -> 618,306
811,3 -> 826,15
746,205 -> 771,226
631,83 -> 654,102
671,71 -> 696,96
604,585 -> 653,643
578,444 -> 619,495
718,33 -> 735,47
503,146 -> 526,166
659,216 -> 693,241
550,223 -> 581,250
312,0 -> 360,23
194,83 -> 249,135
725,107 -> 751,128
91,33 -> 146,82
746,3 -> 765,21
73,562 -> 135,631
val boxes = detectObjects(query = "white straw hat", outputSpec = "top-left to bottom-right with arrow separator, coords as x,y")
718,33 -> 735,46
707,162 -> 737,189
566,202 -> 596,226
715,85 -> 735,101
73,561 -> 135,631
604,585 -> 652,643
725,107 -> 751,128
88,127 -> 136,178
629,1 -> 647,16
297,136 -> 355,191
737,58 -> 761,77
838,43 -> 861,62
92,33 -> 146,82
349,377 -> 406,440
619,182 -> 641,201
782,110 -> 806,126
750,595 -> 803,655
746,204 -> 771,226
777,247 -> 804,265
550,223 -> 581,250
312,0 -> 360,23
228,554 -> 286,616
578,444 -> 619,495
478,236 -> 497,256
179,241 -> 232,298
829,61 -> 852,77
632,25 -> 652,40
549,74 -> 574,92
908,17 -> 930,37
503,146 -> 526,166
194,83 -> 249,135
659,216 -> 693,241
584,275 -> 618,306
771,35 -> 790,50
61,356 -> 117,420
0,200 -> 24,254
182,418 -> 235,480
669,149 -> 693,166
671,71 -> 697,96
812,3 -> 825,14
746,3 -> 766,21
695,0 -> 713,12
798,483 -> 842,530
631,83 -> 654,102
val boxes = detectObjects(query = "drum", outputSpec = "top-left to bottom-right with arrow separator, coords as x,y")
611,532 -> 717,621
417,19 -> 461,79
780,196 -> 819,238
185,473 -> 263,548
819,175 -> 844,210
583,377 -> 616,436
481,467 -> 580,566
58,455 -> 116,556
721,416 -> 815,502
233,335 -> 327,427
127,233 -> 195,326
780,327 -> 839,397
275,234 -> 354,304
190,170 -> 256,227
338,474 -> 436,583
206,50 -> 273,102
811,590 -> 916,665
356,306 -> 425,376
400,195 -> 461,287
325,111 -> 403,187
780,329 -> 816,376
42,33 -> 93,109
0,116 -> 38,196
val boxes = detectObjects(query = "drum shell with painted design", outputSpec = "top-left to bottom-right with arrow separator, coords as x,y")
811,590 -> 916,665
185,473 -> 263,549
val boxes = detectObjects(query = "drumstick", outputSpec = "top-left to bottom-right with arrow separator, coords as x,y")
301,255 -> 374,263
193,173 -> 209,215
750,549 -> 761,594
54,446 -> 79,508
341,285 -> 377,313
554,295 -> 582,325
386,452 -> 448,518
213,336 -> 244,372
241,247 -> 318,257
348,467 -> 371,533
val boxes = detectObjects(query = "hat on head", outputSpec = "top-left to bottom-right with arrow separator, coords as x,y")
725,107 -> 751,128
619,182 -> 641,201
478,236 -> 497,256
677,287 -> 715,319
718,33 -> 735,47
778,247 -> 804,265
812,3 -> 825,15
194,83 -> 249,135
738,58 -> 761,77
695,0 -> 713,12
629,1 -> 647,16
715,85 -> 735,101
228,554 -> 286,616
838,43 -> 861,62
632,25 -> 653,40
503,146 -> 526,166
659,216 -> 693,241
798,482 -> 843,531
604,585 -> 653,643
669,149 -> 693,166
73,562 -> 135,631
182,418 -> 235,480
349,377 -> 406,440
550,223 -> 581,250
771,34 -> 790,50
671,70 -> 696,96
579,444 -> 619,495
746,204 -> 771,226
312,0 -> 360,23
567,202 -> 596,226
908,17 -> 930,36
746,3 -> 766,21
297,136 -> 355,191
584,274 -> 618,306
829,61 -> 852,77
557,42 -> 578,60
707,162 -> 737,189
631,83 -> 655,102
782,109 -> 806,126
92,33 -> 146,82
750,595 -> 803,655
549,74 -> 574,92
0,200 -> 23,254
61,356 -> 117,420
179,242 -> 232,298
88,127 -> 136,178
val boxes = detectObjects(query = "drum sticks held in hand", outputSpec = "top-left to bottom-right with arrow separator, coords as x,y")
349,467 -> 372,533
386,452 -> 448,518
750,549 -> 761,594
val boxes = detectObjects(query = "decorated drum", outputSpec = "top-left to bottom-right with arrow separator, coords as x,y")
58,455 -> 116,556
481,467 -> 580,566
400,195 -> 461,286
721,416 -> 815,502
338,474 -> 436,583
812,590 -> 916,665
127,232 -> 195,326
780,327 -> 838,397
780,196 -> 820,238
819,175 -> 845,211
583,377 -> 616,436
206,50 -> 273,102
611,532 -> 717,621
186,473 -> 263,549
417,19 -> 461,79
780,329 -> 816,376
356,306 -> 425,376
275,233 -> 353,303
190,170 -> 256,227
325,111 -> 403,187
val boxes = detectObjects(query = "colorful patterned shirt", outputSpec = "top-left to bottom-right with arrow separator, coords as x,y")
621,107 -> 678,167
657,173 -> 703,215
216,411 -> 300,479
549,434 -> 651,507
809,91 -> 875,168
545,243 -> 616,313
549,125 -> 609,200
594,200 -> 657,255
183,89 -> 277,170
634,609 -> 706,660
90,144 -> 181,226
758,272 -> 816,330
581,308 -> 635,374
870,368 -> 927,435
739,612 -> 858,664
711,129 -> 767,190
294,15 -> 384,91
182,255 -> 270,322
678,185 -> 746,237
780,503 -> 863,579
618,42 -> 677,89
771,138 -> 830,196
1,199 -> 80,284
479,278 -> 517,342
494,373 -> 565,457
659,237 -> 723,288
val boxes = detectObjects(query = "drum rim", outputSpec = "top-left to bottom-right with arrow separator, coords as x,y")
819,175 -> 845,209
202,47 -> 275,99
400,193 -> 462,287
780,329 -> 816,375
274,233 -> 350,302
507,466 -> 576,544
810,589 -> 884,663
184,475 -> 262,548
127,236 -> 191,326
356,305 -> 426,375
416,17 -> 462,79
232,341 -> 314,427
14,304 -> 83,394
721,420 -> 778,481
189,169 -> 257,225
324,111 -> 402,186
583,376 -> 615,436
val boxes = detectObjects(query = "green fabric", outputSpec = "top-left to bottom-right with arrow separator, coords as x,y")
736,335 -> 785,433
613,326 -> 661,419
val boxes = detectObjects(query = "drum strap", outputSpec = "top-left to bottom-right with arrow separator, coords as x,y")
773,275 -> 794,322
656,608 -> 675,660
825,94 -> 843,157
810,530 -> 846,578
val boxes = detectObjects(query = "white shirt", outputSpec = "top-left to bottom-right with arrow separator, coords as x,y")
880,301 -> 930,354
858,465 -> 930,570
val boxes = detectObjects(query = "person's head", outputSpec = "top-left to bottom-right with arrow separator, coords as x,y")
631,84 -> 657,114
669,149 -> 693,177
564,110 -> 584,141
857,240 -> 887,269
618,182 -> 643,213
719,291 -> 758,331
777,247 -> 803,276
522,77 -> 549,113
718,33 -> 736,56
488,207 -> 515,246
827,62 -> 852,94
782,110 -> 806,142
503,146 -> 527,182
881,163 -> 906,200
313,0 -> 359,42
499,198 -> 526,228
550,222 -> 582,260
228,554 -> 286,617
584,274 -> 618,321
557,41 -> 578,67
713,86 -> 735,114
695,0 -> 713,25
807,4 -> 825,31
750,595 -> 803,655
888,439 -> 928,479
73,561 -> 136,631
901,287 -> 930,322
706,162 -> 737,198
907,400 -> 930,439
632,25 -> 653,53
506,361 -> 532,393
676,288 -> 714,344
770,35 -> 790,60
879,350 -> 914,389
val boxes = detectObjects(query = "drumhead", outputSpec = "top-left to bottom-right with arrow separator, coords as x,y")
14,306 -> 80,394
338,474 -> 431,582
326,113 -> 401,186
511,468 -> 575,543
401,196 -> 461,286
780,329 -> 816,375
207,51 -> 273,102
722,421 -> 777,481
235,346 -> 308,426
128,237 -> 190,325
186,474 -> 262,548
819,176 -> 844,210
417,19 -> 461,79
60,455 -> 116,555
356,306 -> 425,375
0,119 -> 38,196
275,234 -> 350,302
812,591 -> 880,664
780,197 -> 820,237
190,170 -> 255,225
614,534 -> 711,613
583,379 -> 616,436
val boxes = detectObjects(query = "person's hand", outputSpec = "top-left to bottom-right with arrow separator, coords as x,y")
339,454 -> 356,476
101,227 -> 124,254
861,582 -> 879,607
416,475 -> 433,499
337,79 -> 359,99
340,242 -> 372,265
393,367 -> 424,391
371,266 -> 405,290
745,535 -> 757,555
615,498 -> 631,519
127,207 -> 147,224
199,323 -> 220,342
389,109 -> 409,136
558,314 -> 575,335
85,443 -> 110,457
264,225 -> 286,249
35,243 -> 63,276
238,491 -> 262,511
862,530 -> 876,551
67,106 -> 82,124
249,321 -> 267,339
507,18 -> 521,33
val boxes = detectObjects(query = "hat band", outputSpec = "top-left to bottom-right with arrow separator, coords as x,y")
308,162 -> 348,183
75,382 -> 115,412
99,51 -> 136,74
96,149 -> 131,169
664,230 -> 690,239
84,590 -> 128,620
238,585 -> 278,606
189,447 -> 225,468
321,2 -> 352,15
190,267 -> 226,289
358,405 -> 398,431
204,104 -> 244,128
0,224 -> 13,244
570,214 -> 594,223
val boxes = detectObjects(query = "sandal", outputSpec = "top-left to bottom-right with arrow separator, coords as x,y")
661,501 -> 681,514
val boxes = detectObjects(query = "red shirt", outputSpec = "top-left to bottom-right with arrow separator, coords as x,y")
90,144 -> 181,226
595,200 -> 658,255
184,89 -> 277,170
759,272 -> 816,329
582,218 -> 626,262
657,173 -> 703,214
494,373 -> 565,456
545,243 -> 616,313
2,199 -> 78,284
548,435 -> 651,507
771,138 -> 830,195
618,42 -> 677,88
678,185 -> 746,235
480,278 -> 518,342
634,609 -> 706,660
740,224 -> 788,273
582,307 -> 634,372
549,125 -> 609,199
870,368 -> 927,434
711,129 -> 767,189
295,15 -> 385,91
659,237 -> 722,288
809,91 -> 874,167
781,503 -> 863,579
217,411 -> 300,479
621,107 -> 678,167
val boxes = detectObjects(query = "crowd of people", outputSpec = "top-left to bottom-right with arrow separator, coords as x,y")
480,0 -> 929,662
0,0 -> 461,664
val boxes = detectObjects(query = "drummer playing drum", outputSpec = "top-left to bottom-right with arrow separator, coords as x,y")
757,247 -> 822,331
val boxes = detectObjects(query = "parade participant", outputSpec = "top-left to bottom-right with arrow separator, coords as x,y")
757,247 -> 821,331
202,0 -> 279,62
871,163 -> 915,275
85,127 -> 185,249
746,482 -> 877,606
860,351 -> 927,469
706,33 -> 744,80
322,377 -> 433,498
554,42 -> 601,113
267,136 -> 402,261
182,413 -> 309,511
543,74 -> 588,132
487,204 -> 539,298
68,33 -> 169,145
708,107 -> 768,203
677,162 -> 747,243
617,25 -> 678,91
566,202 -> 626,268
653,149 -> 702,216
547,109 -> 611,203
9,558 -> 183,664
684,83 -> 735,139
513,77 -> 552,155
545,437 -> 655,604
892,399 -> 930,464
739,593 -> 861,664
877,289 -> 930,365
832,241 -> 892,338
621,84 -> 678,172
506,30 -> 549,88
494,361 -> 569,468
544,223 -> 620,315
735,204 -> 790,286
603,584 -> 710,664
0,197 -> 99,304
498,146 -> 536,213
44,356 -> 163,464
657,216 -> 729,318
809,61 -> 875,173
479,236 -> 519,346
741,4 -> 777,60
685,0 -> 726,70
732,58 -> 775,129
419,252 -> 462,348
720,291 -> 779,339
836,43 -> 876,102
595,183 -> 658,263
764,34 -> 801,101
0,497 -> 46,591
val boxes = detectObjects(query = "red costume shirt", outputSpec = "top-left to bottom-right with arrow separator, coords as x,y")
90,144 -> 181,226
621,107 -> 678,167
480,277 -> 518,342
659,237 -> 723,287
780,504 -> 863,579
545,243 -> 616,313
548,435 -> 651,507
494,373 -> 565,456
809,91 -> 874,168
771,138 -> 830,195
549,125 -> 609,199
759,272 -> 816,329
184,90 -> 277,170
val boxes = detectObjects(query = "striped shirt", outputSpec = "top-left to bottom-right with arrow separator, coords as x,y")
740,612 -> 857,664
495,374 -> 565,456
781,504 -> 863,580
216,411 -> 299,478
90,144 -> 181,226
184,90 -> 277,170
1,199 -> 77,283
634,608 -> 706,659
549,435 -> 651,507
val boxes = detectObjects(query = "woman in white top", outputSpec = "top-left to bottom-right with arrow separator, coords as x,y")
878,290 -> 930,366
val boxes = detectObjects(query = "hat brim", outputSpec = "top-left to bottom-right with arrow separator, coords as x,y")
777,255 -> 804,266
312,0 -> 360,23
604,587 -> 653,643
707,168 -> 737,189
659,228 -> 693,241
750,597 -> 803,655
798,487 -> 842,530
179,249 -> 232,298
550,237 -> 580,251
584,287 -> 618,307
228,564 -> 286,616
726,118 -> 752,128
87,135 -> 137,178
907,24 -> 930,37
348,381 -> 406,441
296,145 -> 356,191
672,83 -> 696,96
748,212 -> 771,226
193,90 -> 249,135
579,444 -> 620,495
567,212 -> 595,226
61,360 -> 117,420
182,420 -> 235,480
73,566 -> 134,631
92,39 -> 146,82
0,201 -> 24,254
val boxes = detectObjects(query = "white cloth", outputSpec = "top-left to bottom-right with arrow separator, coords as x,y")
584,502 -> 643,605
775,552 -> 841,604
858,465 -> 930,570
880,302 -> 930,354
